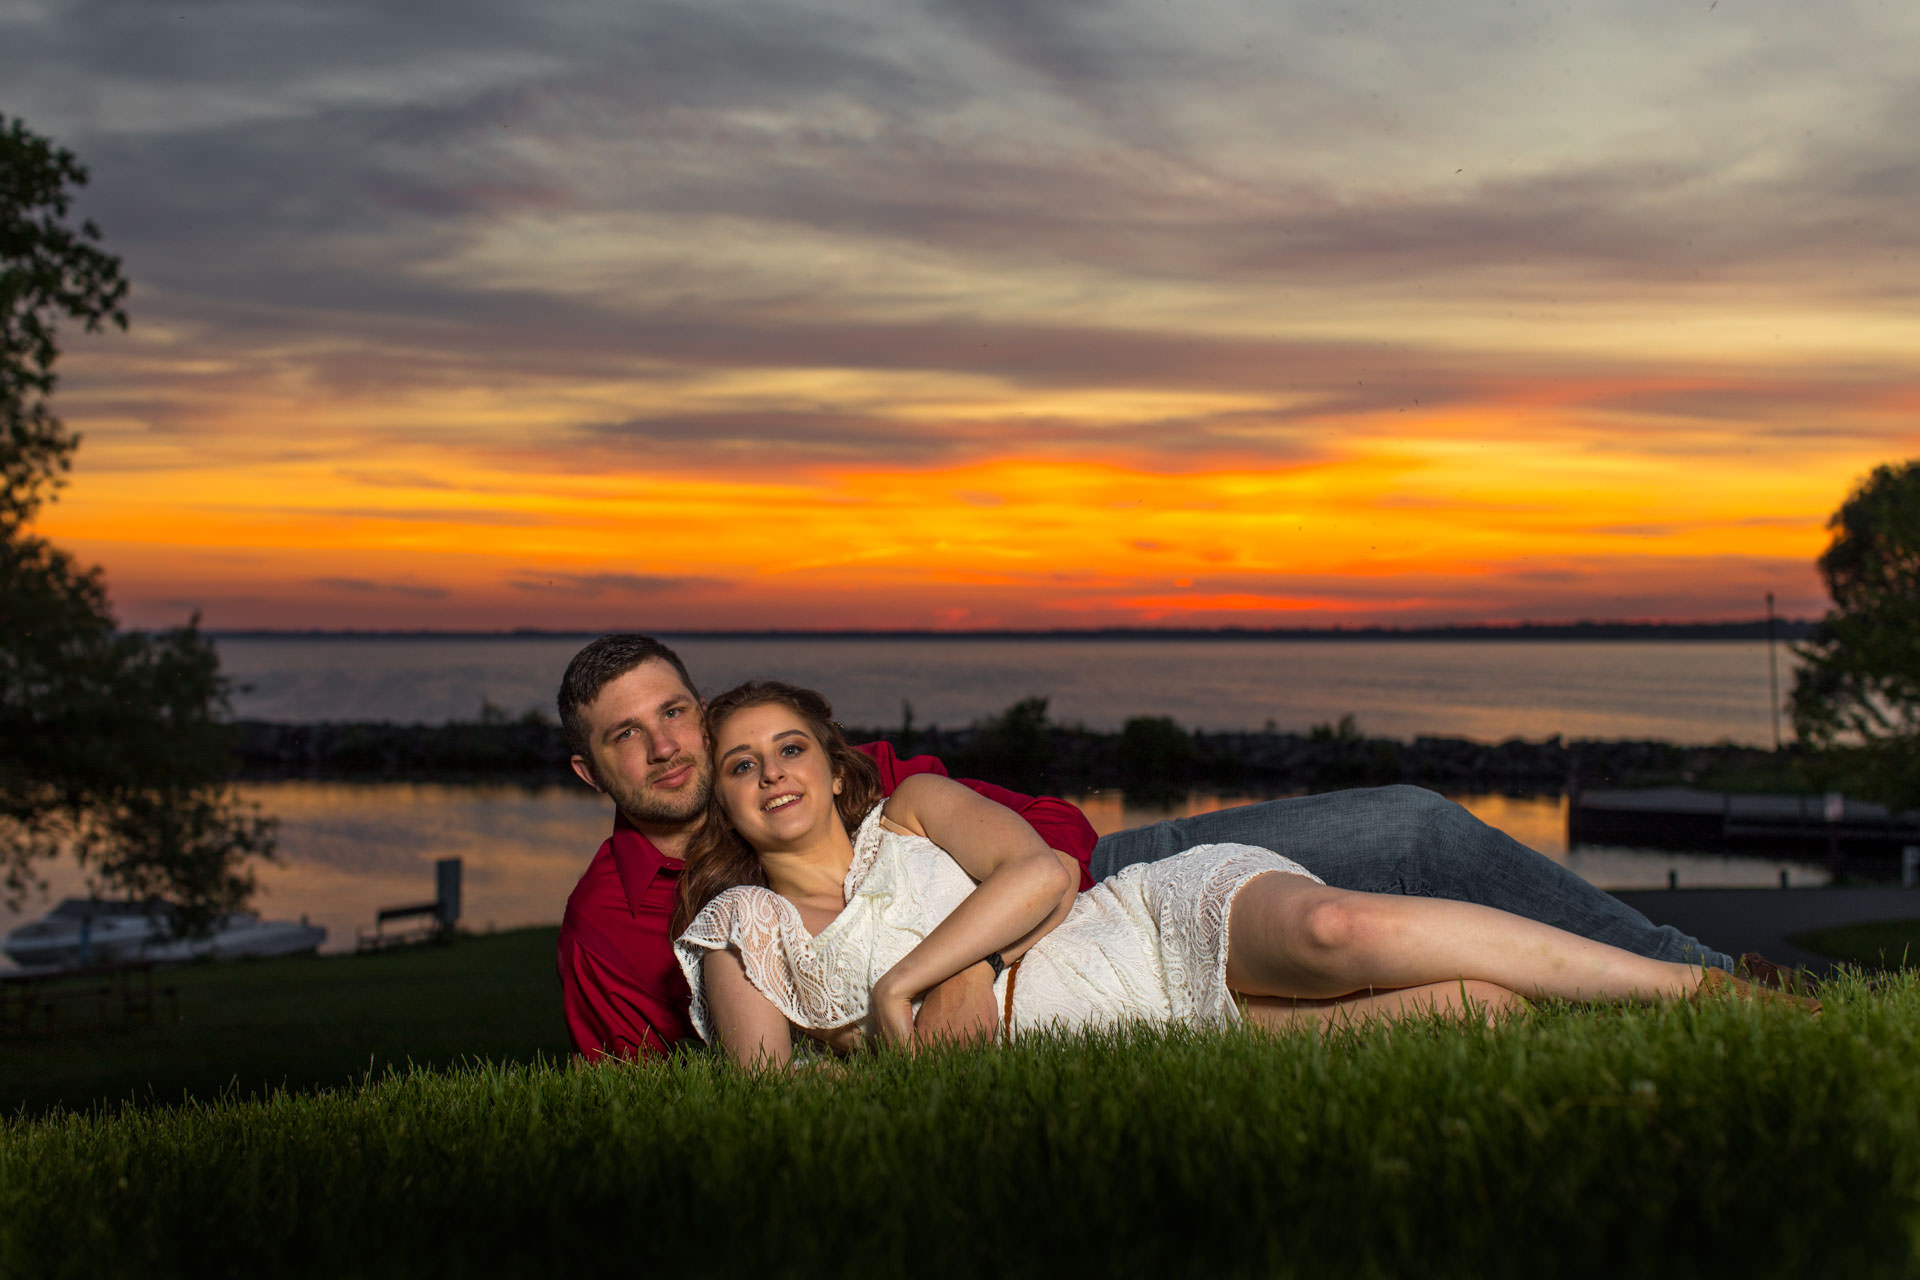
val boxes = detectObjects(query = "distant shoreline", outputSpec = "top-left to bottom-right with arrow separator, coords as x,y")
208,620 -> 1819,642
230,718 -> 1795,795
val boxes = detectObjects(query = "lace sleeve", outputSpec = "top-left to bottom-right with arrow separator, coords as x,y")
674,885 -> 864,1043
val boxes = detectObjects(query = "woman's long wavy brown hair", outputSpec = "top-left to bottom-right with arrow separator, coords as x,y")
671,681 -> 884,938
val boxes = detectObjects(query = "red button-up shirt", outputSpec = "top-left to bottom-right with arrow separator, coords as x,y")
557,741 -> 1098,1061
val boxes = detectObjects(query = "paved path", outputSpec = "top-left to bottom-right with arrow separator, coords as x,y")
1614,887 -> 1920,973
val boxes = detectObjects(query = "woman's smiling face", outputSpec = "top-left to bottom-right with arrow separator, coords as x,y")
712,701 -> 844,851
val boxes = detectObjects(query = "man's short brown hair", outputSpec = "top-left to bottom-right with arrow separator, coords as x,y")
556,634 -> 699,761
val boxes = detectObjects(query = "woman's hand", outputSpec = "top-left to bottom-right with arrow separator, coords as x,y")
868,974 -> 919,1049
864,775 -> 1075,1026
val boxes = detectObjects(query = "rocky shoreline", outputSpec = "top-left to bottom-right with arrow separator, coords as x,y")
229,718 -> 1792,797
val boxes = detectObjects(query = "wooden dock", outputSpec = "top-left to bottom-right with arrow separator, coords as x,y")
1571,787 -> 1920,859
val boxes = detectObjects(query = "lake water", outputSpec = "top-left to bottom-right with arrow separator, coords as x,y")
215,635 -> 1797,744
0,782 -> 1830,971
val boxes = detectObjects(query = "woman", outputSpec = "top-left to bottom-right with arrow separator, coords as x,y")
674,682 -> 1815,1066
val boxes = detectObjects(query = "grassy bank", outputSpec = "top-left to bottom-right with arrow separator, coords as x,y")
2,978 -> 1913,1279
1,928 -> 569,1116
1793,919 -> 1920,970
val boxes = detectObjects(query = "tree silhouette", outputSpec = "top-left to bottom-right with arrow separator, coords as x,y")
1790,460 -> 1920,810
2,114 -> 274,935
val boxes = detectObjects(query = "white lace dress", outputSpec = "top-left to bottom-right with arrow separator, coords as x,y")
674,804 -> 1323,1041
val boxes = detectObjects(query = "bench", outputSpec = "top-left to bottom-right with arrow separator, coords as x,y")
357,857 -> 463,952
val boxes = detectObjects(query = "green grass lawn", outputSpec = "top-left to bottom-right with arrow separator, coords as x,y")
1,927 -> 570,1116
1791,919 -> 1920,971
2,966 -> 1915,1279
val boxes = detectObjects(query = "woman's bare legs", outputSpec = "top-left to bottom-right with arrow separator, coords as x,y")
1226,873 -> 1702,1005
1242,980 -> 1528,1034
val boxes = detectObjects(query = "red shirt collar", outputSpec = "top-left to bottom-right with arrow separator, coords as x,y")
607,810 -> 683,913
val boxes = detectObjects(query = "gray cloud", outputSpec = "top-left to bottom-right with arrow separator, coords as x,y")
309,576 -> 451,599
11,0 -> 922,129
315,507 -> 550,526
1588,512 -> 1835,540
144,593 -> 268,612
18,0 -> 1916,312
931,0 -> 1115,88
563,393 -> 1356,476
1587,525 -> 1678,540
334,469 -> 460,490
505,571 -> 733,598
6,0 -> 1918,483
573,401 -> 1323,465
1586,379 -> 1909,423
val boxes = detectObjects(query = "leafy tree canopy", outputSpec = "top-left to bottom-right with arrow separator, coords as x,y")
1790,460 -> 1920,809
1,114 -> 273,935
2,114 -> 127,534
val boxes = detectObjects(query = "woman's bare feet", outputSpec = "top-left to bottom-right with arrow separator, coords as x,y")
1694,967 -> 1822,1015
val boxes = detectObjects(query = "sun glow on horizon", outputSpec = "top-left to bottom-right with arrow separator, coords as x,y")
39,422 -> 1860,632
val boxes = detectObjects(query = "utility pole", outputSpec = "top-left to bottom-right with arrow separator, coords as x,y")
1766,590 -> 1781,751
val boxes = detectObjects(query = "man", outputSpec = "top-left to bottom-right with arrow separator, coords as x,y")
557,633 -> 1738,1061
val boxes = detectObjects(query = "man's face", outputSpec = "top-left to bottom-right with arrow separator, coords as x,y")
569,659 -> 712,830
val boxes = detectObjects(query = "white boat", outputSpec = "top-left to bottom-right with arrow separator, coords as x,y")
141,912 -> 329,963
1,898 -> 326,970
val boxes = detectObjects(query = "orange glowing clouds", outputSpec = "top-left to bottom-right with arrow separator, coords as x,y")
38,401 -> 1862,631
36,321 -> 1900,634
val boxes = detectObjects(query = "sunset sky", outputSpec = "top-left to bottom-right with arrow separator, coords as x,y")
6,0 -> 1917,631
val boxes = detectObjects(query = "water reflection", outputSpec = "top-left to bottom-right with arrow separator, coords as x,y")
0,782 -> 1832,967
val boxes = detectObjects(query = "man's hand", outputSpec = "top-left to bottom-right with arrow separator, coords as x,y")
813,1022 -> 867,1056
911,961 -> 999,1048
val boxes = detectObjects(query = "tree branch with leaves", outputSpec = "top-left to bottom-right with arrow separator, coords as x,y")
1790,459 -> 1920,811
2,114 -> 274,936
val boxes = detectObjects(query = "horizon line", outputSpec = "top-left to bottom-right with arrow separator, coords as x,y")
197,618 -> 1822,640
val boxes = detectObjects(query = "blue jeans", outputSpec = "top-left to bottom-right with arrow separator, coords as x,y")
1089,784 -> 1734,970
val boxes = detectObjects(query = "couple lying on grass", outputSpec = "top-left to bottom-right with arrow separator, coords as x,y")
556,636 -> 1817,1069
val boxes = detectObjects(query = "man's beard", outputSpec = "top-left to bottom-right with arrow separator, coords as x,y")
604,759 -> 712,828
